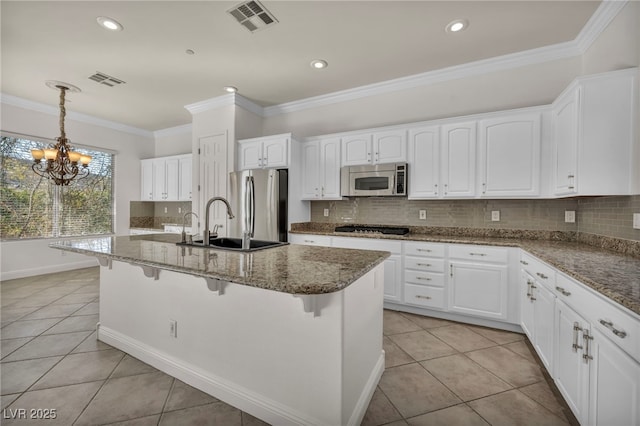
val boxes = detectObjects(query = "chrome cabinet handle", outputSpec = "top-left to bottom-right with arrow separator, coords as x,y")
529,282 -> 536,301
520,260 -> 529,265
572,322 -> 583,352
304,239 -> 315,243
416,248 -> 432,252
482,182 -> 486,194
599,319 -> 627,339
416,277 -> 432,281
583,330 -> 593,363
526,280 -> 533,298
415,295 -> 432,300
556,286 -> 571,296
416,263 -> 432,267
536,272 -> 548,279
449,264 -> 453,277
321,186 -> 325,197
469,252 -> 487,256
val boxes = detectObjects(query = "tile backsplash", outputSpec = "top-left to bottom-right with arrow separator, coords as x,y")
310,195 -> 640,241
130,201 -> 193,229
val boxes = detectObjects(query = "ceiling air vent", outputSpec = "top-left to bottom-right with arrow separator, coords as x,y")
227,0 -> 278,33
88,72 -> 126,87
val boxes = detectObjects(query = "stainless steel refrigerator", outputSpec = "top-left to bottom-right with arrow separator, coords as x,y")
229,169 -> 288,242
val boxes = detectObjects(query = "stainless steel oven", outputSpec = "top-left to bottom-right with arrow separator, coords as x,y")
340,162 -> 407,196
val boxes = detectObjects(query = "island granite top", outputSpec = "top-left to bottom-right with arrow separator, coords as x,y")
290,225 -> 640,316
49,234 -> 389,295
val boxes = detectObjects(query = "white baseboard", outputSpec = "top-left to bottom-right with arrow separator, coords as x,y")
348,351 -> 385,426
98,326 -> 350,426
1,259 -> 98,281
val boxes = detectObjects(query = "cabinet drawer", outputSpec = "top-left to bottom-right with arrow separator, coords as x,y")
404,257 -> 445,273
289,234 -> 331,247
404,284 -> 446,309
332,236 -> 402,254
556,274 -> 640,362
405,271 -> 445,287
449,244 -> 508,264
520,252 -> 556,287
404,241 -> 445,258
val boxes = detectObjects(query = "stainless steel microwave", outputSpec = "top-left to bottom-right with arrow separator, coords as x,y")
340,162 -> 407,197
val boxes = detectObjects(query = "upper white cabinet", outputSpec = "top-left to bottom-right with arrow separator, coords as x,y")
408,125 -> 440,198
238,134 -> 289,170
341,129 -> 406,166
478,112 -> 541,197
301,137 -> 342,200
552,68 -> 636,196
441,121 -> 477,198
140,154 -> 192,201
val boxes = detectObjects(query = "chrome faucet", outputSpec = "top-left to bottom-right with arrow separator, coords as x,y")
181,211 -> 199,244
203,197 -> 235,245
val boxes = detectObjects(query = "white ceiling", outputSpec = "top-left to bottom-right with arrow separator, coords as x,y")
1,1 -> 601,132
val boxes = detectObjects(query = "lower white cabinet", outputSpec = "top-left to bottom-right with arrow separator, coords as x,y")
288,233 -> 332,247
403,241 -> 447,309
532,280 -> 555,372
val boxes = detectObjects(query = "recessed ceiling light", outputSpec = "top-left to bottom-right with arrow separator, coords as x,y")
224,86 -> 238,93
446,19 -> 468,33
310,60 -> 328,70
96,16 -> 123,31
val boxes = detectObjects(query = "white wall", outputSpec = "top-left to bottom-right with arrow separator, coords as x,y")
154,126 -> 192,157
1,103 -> 155,280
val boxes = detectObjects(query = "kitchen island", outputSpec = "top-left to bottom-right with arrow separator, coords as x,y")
50,234 -> 389,426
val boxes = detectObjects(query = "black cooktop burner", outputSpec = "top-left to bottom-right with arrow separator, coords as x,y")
334,225 -> 410,235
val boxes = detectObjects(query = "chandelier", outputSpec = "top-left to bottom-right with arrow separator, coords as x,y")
30,83 -> 91,185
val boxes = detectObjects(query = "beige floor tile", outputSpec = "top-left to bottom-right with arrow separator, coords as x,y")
1,394 -> 20,410
1,318 -> 62,339
384,310 -> 422,335
467,346 -> 545,387
1,356 -> 62,394
503,340 -> 538,363
421,354 -> 512,401
2,381 -> 103,426
72,331 -> 114,353
468,325 -> 525,345
469,389 -> 569,426
384,421 -> 409,426
75,371 -> 174,425
3,331 -> 92,362
519,381 -> 569,421
104,415 -> 161,426
1,307 -> 39,324
1,337 -> 32,359
361,387 -> 403,426
5,295 -> 63,309
110,355 -> 159,378
241,412 -> 271,426
72,302 -> 99,316
21,303 -> 85,320
389,330 -> 457,361
50,293 -> 98,305
428,325 -> 497,352
400,313 -> 457,329
32,349 -> 124,390
159,401 -> 242,425
407,404 -> 490,426
378,363 -> 461,418
42,314 -> 99,335
383,336 -> 414,368
164,379 -> 218,412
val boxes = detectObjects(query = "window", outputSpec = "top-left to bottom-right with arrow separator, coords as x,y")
0,133 -> 114,239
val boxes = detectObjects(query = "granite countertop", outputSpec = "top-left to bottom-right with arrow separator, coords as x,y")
49,234 -> 389,295
290,225 -> 640,316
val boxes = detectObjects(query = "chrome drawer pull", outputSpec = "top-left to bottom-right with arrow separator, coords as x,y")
469,252 -> 487,256
572,322 -> 583,352
583,330 -> 593,363
416,277 -> 431,281
417,263 -> 432,267
304,240 -> 315,243
415,295 -> 432,300
520,260 -> 529,265
536,272 -> 548,279
416,248 -> 432,252
555,286 -> 571,296
599,319 -> 627,339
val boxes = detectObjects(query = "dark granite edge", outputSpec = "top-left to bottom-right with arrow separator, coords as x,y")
576,232 -> 640,258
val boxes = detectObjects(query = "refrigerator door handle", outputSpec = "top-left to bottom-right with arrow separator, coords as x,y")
247,175 -> 255,238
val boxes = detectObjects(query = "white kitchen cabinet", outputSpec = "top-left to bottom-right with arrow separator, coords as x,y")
552,68 -> 636,196
404,241 -> 447,309
301,137 -> 341,200
441,121 -> 476,198
341,129 -> 406,166
238,134 -> 289,170
288,233 -> 332,247
153,157 -> 179,201
478,112 -> 541,197
408,125 -> 440,198
178,155 -> 192,201
448,244 -> 508,320
520,270 -> 535,340
141,159 -> 154,201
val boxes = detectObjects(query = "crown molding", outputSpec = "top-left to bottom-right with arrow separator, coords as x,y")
184,93 -> 264,117
263,0 -> 627,118
1,93 -> 154,138
153,123 -> 192,139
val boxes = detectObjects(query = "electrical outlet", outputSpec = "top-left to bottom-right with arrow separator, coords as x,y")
491,210 -> 500,221
419,210 -> 427,220
178,207 -> 182,214
164,207 -> 168,214
565,210 -> 576,223
169,319 -> 177,338
633,213 -> 640,230
323,208 -> 329,217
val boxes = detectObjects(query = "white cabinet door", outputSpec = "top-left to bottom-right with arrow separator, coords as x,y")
239,140 -> 263,170
449,261 -> 508,320
263,137 -> 288,168
383,254 -> 402,303
141,159 -> 154,201
342,133 -> 372,166
588,328 -> 640,426
408,125 -> 440,198
301,141 -> 321,199
533,281 -> 555,372
164,158 -> 180,201
479,113 -> 540,197
441,121 -> 476,198
152,158 -> 167,200
178,156 -> 192,201
320,137 -> 342,199
554,299 -> 590,424
520,270 -> 535,340
552,88 -> 579,196
374,129 -> 406,164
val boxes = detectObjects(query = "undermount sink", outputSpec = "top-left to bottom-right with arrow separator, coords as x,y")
177,237 -> 288,252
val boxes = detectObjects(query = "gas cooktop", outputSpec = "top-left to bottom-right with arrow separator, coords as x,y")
334,225 -> 410,235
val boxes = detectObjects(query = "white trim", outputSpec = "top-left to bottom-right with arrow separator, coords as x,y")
0,258 -> 98,281
575,0 -> 629,53
347,353 -> 385,426
233,94 -> 265,117
184,93 -> 264,116
153,123 -> 192,139
0,93 -> 153,138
